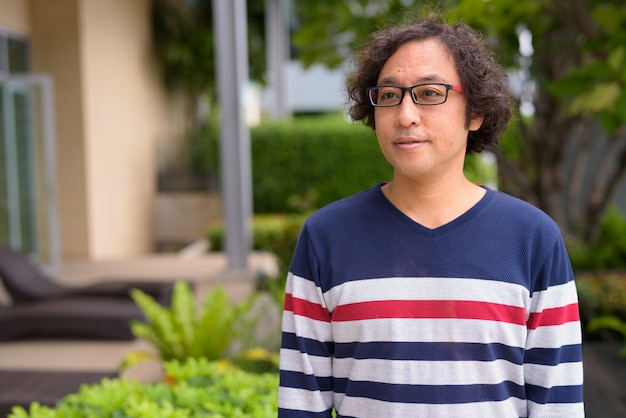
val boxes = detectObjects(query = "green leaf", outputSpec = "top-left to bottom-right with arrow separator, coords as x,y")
588,315 -> 626,336
195,287 -> 234,359
593,3 -> 626,32
608,46 -> 625,73
569,82 -> 620,114
553,61 -> 615,97
599,112 -> 622,134
131,288 -> 183,360
128,281 -> 258,364
170,281 -> 196,355
616,92 -> 626,123
119,350 -> 158,371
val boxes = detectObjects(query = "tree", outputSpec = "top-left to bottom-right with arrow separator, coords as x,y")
449,0 -> 626,244
150,0 -> 266,133
291,0 -> 626,244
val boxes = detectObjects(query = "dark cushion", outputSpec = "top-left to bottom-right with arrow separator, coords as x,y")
0,246 -> 175,305
0,297 -> 145,341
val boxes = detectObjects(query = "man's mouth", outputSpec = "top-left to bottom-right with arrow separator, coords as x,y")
394,138 -> 426,150
396,140 -> 422,144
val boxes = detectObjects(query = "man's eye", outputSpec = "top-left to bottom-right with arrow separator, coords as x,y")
380,90 -> 399,99
421,88 -> 443,97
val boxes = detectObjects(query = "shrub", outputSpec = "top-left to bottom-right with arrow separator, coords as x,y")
207,214 -> 306,307
207,213 -> 306,275
568,205 -> 626,271
576,271 -> 626,335
587,315 -> 626,357
250,115 -> 391,213
9,358 -> 279,417
122,282 -> 259,369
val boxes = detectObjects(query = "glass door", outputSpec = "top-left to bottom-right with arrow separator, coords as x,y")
0,75 -> 59,269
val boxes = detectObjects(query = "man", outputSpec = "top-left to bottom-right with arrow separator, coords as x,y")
279,17 -> 584,417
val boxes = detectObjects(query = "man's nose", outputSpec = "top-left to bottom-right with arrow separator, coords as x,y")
396,91 -> 422,127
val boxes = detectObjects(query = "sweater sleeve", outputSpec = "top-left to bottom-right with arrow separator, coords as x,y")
524,237 -> 585,417
278,225 -> 334,417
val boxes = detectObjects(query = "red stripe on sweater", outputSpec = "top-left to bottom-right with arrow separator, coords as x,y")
527,303 -> 580,330
284,293 -> 331,322
331,299 -> 527,325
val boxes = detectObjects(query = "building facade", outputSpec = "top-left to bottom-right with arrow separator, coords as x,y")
0,0 -> 184,266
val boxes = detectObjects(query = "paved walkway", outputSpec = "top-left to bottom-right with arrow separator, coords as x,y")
583,342 -> 626,417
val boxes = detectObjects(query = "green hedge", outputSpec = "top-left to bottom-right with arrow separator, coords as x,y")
250,116 -> 391,213
9,358 -> 278,418
194,114 -> 495,214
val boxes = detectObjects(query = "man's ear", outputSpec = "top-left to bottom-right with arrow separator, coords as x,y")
469,115 -> 484,131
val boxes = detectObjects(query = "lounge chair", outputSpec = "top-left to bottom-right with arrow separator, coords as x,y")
0,296 -> 143,341
0,246 -> 174,306
0,245 -> 182,341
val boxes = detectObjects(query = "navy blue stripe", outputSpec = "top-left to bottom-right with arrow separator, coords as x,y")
282,331 -> 334,357
278,408 -> 332,417
335,341 -> 524,364
333,378 -> 525,404
526,384 -> 583,404
524,344 -> 582,365
280,369 -> 333,392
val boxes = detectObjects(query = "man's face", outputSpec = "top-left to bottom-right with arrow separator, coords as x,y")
373,38 -> 483,185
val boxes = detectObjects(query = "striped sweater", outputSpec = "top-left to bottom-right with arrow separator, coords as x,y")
278,184 -> 584,417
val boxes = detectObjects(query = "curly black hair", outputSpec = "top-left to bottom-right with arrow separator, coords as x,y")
346,17 -> 512,154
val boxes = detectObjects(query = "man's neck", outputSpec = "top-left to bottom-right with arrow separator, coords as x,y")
381,176 -> 486,229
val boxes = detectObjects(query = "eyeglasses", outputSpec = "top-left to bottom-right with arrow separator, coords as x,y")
367,83 -> 463,107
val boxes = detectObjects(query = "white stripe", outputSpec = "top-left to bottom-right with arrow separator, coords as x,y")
331,317 -> 527,346
278,386 -> 332,413
282,311 -> 332,342
288,273 -> 328,307
280,348 -> 332,377
530,280 -> 579,311
336,395 -> 527,418
324,277 -> 530,312
527,400 -> 584,417
333,357 -> 524,385
526,322 -> 582,349
524,362 -> 584,386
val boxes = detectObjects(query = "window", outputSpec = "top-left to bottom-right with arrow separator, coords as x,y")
0,30 -> 29,75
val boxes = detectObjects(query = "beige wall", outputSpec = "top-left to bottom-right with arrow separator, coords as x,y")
29,0 -> 91,258
25,0 -> 178,259
79,0 -> 172,258
0,0 -> 29,34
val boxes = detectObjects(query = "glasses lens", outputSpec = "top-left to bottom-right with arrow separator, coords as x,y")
370,86 -> 402,106
412,84 -> 448,105
369,84 -> 451,106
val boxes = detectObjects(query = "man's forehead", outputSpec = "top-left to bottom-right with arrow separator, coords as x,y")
377,40 -> 459,84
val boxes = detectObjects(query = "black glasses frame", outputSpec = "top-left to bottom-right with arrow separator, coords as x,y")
367,83 -> 464,107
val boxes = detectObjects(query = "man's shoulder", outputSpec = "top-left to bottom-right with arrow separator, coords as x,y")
486,189 -> 560,233
489,189 -> 548,216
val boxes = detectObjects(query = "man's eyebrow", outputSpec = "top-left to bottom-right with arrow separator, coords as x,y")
377,77 -> 398,85
376,75 -> 449,85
